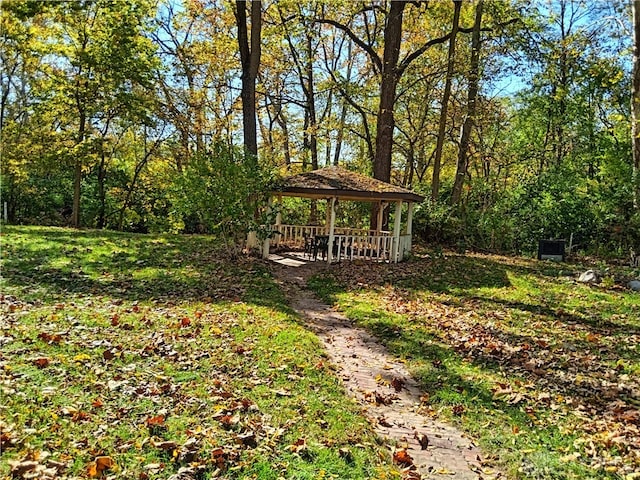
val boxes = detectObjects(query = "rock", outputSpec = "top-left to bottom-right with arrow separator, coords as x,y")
578,270 -> 600,284
628,280 -> 640,291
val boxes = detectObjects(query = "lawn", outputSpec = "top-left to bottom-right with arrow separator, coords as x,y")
308,251 -> 640,480
0,226 -> 400,480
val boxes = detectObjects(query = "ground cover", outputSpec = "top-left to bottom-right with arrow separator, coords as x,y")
0,226 -> 400,480
308,251 -> 640,480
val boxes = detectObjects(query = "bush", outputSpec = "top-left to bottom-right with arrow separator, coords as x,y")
169,144 -> 277,255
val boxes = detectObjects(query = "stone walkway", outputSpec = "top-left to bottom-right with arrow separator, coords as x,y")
270,254 -> 502,479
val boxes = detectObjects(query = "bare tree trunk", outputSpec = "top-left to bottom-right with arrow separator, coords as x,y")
333,40 -> 353,166
633,0 -> 640,209
371,1 -> 406,230
272,97 -> 291,166
373,1 -> 406,185
451,0 -> 483,205
235,0 -> 261,157
72,109 -> 86,229
431,0 -> 461,202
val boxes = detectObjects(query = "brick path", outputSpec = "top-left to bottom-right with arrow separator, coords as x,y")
271,256 -> 503,479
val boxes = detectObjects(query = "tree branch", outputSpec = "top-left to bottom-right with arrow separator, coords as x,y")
314,18 -> 382,73
398,17 -> 520,76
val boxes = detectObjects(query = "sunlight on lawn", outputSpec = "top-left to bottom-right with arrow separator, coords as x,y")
309,253 -> 640,480
1,226 -> 401,480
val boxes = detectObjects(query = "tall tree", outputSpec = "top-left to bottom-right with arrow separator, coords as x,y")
633,0 -> 640,209
451,0 -> 483,205
235,0 -> 262,156
431,0 -> 462,201
373,1 -> 407,184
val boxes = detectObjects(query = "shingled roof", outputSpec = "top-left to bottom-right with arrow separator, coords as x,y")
274,166 -> 425,203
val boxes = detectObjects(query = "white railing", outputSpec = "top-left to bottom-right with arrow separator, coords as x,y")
270,225 -> 411,262
332,234 -> 394,262
272,224 -> 392,249
273,224 -> 326,247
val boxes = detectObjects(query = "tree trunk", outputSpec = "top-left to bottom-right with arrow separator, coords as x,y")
371,1 -> 406,231
451,0 -> 483,205
373,1 -> 406,184
235,0 -> 261,157
96,149 -> 107,229
333,40 -> 353,166
72,108 -> 86,228
431,0 -> 461,202
272,97 -> 291,166
633,0 -> 640,209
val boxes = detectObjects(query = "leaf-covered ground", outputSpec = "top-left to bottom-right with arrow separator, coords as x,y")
0,226 -> 400,480
308,252 -> 640,480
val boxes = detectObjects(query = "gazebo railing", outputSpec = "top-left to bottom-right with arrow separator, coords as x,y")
333,234 -> 394,262
273,224 -> 325,247
272,224 -> 392,249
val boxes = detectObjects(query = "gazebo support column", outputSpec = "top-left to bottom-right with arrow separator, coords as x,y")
325,199 -> 331,233
275,194 -> 282,242
261,197 -> 273,259
377,201 -> 384,233
392,200 -> 403,263
327,197 -> 336,263
391,200 -> 402,263
404,202 -> 414,260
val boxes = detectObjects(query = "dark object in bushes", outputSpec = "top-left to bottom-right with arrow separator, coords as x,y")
538,239 -> 565,262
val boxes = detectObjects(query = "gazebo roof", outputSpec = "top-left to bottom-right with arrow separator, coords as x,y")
274,166 -> 425,203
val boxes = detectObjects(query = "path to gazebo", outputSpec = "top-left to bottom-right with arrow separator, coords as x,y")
270,255 -> 502,479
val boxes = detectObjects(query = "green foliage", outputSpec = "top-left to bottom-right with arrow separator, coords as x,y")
412,198 -> 460,245
170,145 -> 277,252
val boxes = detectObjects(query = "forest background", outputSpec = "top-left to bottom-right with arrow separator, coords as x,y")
1,0 -> 638,258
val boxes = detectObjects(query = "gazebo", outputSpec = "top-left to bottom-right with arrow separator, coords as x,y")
260,166 -> 424,263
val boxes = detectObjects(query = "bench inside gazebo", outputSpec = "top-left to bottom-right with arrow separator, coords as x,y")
259,166 -> 424,263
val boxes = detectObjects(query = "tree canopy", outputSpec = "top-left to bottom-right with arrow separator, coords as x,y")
1,0 -> 636,256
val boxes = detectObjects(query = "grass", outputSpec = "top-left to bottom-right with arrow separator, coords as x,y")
308,250 -> 640,480
0,226 -> 400,480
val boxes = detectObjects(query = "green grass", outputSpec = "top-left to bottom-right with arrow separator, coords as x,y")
309,251 -> 640,480
0,226 -> 400,480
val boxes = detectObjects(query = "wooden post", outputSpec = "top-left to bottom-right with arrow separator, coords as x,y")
404,202 -> 414,260
325,197 -> 331,235
328,197 -> 336,263
274,194 -> 282,246
262,196 -> 273,259
377,201 -> 384,233
392,200 -> 402,262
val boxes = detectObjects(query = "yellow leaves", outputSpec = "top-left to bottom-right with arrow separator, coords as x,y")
73,353 -> 91,363
86,456 -> 115,478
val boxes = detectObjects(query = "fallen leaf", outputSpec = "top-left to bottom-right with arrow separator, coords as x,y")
393,449 -> 413,467
146,415 -> 165,427
33,358 -> 50,369
87,456 -> 114,478
452,404 -> 465,416
414,431 -> 429,450
391,377 -> 405,392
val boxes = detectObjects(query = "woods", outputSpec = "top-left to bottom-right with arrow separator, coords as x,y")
1,0 -> 637,257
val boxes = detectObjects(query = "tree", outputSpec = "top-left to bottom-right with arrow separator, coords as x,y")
431,0 -> 462,201
235,0 -> 262,156
633,0 -> 640,209
451,0 -> 483,205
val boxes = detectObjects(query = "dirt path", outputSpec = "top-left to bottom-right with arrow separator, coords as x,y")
270,256 -> 501,479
